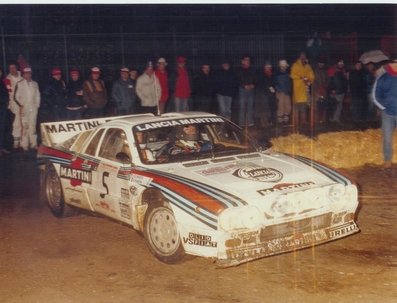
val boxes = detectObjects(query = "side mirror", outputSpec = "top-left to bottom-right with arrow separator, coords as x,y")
116,152 -> 131,164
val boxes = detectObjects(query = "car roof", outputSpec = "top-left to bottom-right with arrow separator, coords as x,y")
103,112 -> 219,128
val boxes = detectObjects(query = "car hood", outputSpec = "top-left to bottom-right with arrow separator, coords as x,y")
158,152 -> 345,211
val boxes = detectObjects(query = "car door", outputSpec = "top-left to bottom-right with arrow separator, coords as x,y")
89,128 -> 134,224
61,129 -> 103,212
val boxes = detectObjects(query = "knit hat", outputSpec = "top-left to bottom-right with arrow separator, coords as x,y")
91,67 -> 100,74
264,61 -> 272,68
23,67 -> 32,73
157,57 -> 168,66
51,67 -> 62,76
120,67 -> 130,73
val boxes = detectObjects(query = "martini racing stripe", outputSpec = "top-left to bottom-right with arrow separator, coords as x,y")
149,182 -> 218,230
292,155 -> 351,186
37,146 -> 73,166
37,155 -> 71,166
144,168 -> 247,207
131,169 -> 227,215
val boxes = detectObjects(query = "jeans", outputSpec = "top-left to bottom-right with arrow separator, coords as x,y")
238,87 -> 255,127
381,111 -> 397,162
216,94 -> 232,120
174,97 -> 189,112
331,94 -> 345,122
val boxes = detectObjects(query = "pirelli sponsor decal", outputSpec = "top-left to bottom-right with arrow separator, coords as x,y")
257,181 -> 315,196
60,165 -> 92,184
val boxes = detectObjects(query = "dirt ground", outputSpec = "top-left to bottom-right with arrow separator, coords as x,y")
0,152 -> 396,303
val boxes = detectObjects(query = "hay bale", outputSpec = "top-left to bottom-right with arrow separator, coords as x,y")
271,129 -> 397,168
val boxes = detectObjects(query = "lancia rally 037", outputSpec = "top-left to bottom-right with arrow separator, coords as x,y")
37,112 -> 359,267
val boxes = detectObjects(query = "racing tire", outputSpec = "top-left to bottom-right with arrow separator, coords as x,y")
42,165 -> 75,218
143,202 -> 185,264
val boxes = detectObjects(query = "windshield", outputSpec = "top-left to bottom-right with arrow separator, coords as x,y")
132,118 -> 259,164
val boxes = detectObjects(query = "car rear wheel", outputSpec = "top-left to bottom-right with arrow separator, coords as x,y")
43,165 -> 75,217
143,202 -> 185,264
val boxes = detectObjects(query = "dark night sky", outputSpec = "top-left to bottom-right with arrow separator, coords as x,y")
0,4 -> 395,35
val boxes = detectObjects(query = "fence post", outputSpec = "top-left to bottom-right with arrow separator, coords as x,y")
63,25 -> 69,81
1,26 -> 6,73
120,25 -> 125,67
172,26 -> 177,61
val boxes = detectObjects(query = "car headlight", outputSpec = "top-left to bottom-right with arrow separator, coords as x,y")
328,184 -> 346,202
218,206 -> 262,231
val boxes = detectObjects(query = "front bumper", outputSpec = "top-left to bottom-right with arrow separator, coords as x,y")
216,213 -> 359,268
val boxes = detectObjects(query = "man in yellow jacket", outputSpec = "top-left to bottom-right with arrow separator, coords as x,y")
290,52 -> 315,132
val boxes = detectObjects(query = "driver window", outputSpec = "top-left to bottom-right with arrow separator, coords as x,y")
98,128 -> 131,163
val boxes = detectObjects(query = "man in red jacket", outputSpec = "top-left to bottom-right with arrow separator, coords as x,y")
170,56 -> 191,112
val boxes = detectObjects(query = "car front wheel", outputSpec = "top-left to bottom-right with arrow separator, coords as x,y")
143,202 -> 185,264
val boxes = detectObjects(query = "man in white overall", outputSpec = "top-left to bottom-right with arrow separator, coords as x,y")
14,67 -> 41,151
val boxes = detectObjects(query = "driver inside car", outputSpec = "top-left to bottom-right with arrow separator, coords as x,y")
135,131 -> 155,162
168,124 -> 212,155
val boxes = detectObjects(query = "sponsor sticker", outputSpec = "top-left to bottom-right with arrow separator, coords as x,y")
60,165 -> 92,184
44,120 -> 102,134
183,232 -> 217,248
129,185 -> 138,196
119,202 -> 131,219
121,188 -> 129,200
130,174 -> 152,186
329,223 -> 358,238
233,166 -> 283,183
257,181 -> 315,196
196,164 -> 239,176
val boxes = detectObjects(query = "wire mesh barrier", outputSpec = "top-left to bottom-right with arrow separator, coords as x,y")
0,27 -> 284,84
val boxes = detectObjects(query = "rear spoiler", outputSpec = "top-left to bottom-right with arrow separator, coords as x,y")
40,114 -> 154,147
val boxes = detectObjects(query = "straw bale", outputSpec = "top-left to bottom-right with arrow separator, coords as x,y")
270,129 -> 397,168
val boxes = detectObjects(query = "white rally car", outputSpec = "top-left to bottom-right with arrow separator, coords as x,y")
38,112 -> 359,267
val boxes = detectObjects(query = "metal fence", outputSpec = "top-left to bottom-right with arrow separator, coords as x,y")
0,26 -> 285,85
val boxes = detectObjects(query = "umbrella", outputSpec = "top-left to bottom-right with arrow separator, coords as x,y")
359,50 -> 389,64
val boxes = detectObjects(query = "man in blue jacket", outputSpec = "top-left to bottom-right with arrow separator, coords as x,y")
214,59 -> 237,120
374,59 -> 397,169
112,67 -> 137,115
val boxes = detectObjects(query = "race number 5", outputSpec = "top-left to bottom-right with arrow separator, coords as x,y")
100,171 -> 109,198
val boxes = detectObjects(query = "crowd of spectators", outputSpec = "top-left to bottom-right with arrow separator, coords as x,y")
0,50 -> 390,157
